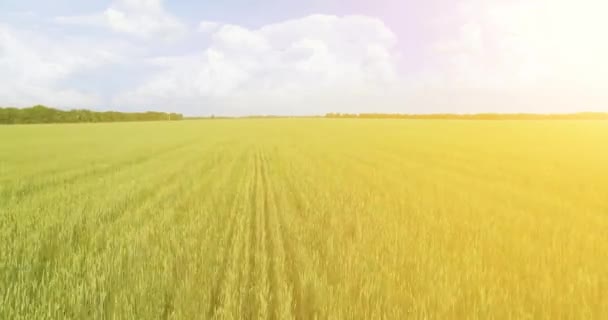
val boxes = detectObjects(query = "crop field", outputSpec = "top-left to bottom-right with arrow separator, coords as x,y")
1,119 -> 607,319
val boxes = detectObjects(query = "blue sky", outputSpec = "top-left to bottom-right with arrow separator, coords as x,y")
1,0 -> 607,115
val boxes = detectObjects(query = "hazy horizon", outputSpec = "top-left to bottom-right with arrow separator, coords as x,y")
2,0 -> 608,116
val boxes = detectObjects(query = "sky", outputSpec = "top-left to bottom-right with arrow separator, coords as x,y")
1,0 -> 607,116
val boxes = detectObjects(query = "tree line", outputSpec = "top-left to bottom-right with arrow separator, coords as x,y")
325,112 -> 608,120
0,105 -> 183,124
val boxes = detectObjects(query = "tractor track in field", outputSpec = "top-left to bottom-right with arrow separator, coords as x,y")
208,147 -> 305,319
267,153 -> 307,319
246,149 -> 259,319
261,149 -> 309,319
259,149 -> 278,320
207,149 -> 255,319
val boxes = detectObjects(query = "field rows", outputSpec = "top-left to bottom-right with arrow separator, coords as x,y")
1,119 -> 607,318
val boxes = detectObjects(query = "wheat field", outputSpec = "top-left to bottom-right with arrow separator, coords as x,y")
1,119 -> 607,319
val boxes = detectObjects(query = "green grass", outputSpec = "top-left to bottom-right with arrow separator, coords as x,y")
1,119 -> 607,319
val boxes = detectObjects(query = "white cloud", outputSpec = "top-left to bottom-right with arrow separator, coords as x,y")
114,14 -> 404,115
421,0 -> 608,112
10,0 -> 607,115
0,24 -> 123,108
55,0 -> 186,40
198,21 -> 220,33
54,14 -> 105,27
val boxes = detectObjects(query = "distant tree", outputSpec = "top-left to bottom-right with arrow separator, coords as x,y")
0,106 -> 185,124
